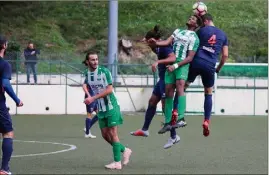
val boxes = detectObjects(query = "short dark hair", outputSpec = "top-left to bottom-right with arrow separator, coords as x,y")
194,15 -> 203,27
145,25 -> 162,40
201,13 -> 213,22
83,51 -> 98,65
0,35 -> 7,50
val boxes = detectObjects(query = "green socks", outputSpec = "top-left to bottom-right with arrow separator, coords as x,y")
178,95 -> 186,120
112,142 -> 126,162
164,97 -> 173,123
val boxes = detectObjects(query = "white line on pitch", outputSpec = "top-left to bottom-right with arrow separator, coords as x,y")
11,140 -> 77,158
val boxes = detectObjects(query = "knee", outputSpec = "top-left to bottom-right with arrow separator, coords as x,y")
204,87 -> 213,95
148,97 -> 158,106
3,131 -> 14,138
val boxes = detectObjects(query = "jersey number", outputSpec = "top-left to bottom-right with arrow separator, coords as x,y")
208,34 -> 216,46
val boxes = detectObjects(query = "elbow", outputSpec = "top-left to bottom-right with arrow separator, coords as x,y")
222,55 -> 229,61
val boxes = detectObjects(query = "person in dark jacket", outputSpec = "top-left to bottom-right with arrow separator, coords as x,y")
24,42 -> 40,84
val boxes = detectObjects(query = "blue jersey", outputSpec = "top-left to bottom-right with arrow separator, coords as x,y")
195,26 -> 228,66
0,57 -> 11,109
154,46 -> 174,80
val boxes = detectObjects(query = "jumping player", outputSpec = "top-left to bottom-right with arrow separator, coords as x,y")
0,35 -> 23,175
130,25 -> 181,149
83,51 -> 132,170
177,13 -> 228,137
149,15 -> 202,134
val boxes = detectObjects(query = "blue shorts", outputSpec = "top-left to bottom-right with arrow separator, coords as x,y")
0,108 -> 13,134
86,101 -> 98,113
152,79 -> 165,99
187,59 -> 215,88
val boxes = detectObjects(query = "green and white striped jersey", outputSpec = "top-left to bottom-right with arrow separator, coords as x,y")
84,66 -> 119,113
171,29 -> 200,62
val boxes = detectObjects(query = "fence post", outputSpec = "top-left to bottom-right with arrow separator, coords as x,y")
15,52 -> 19,115
253,77 -> 256,116
65,71 -> 68,115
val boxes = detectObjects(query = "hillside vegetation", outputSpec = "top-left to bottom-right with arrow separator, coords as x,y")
0,0 -> 267,63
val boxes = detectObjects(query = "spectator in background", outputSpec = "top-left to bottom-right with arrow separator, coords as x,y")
24,42 -> 40,84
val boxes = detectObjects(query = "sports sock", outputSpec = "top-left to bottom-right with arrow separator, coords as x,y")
85,118 -> 91,135
204,94 -> 212,120
112,142 -> 124,162
164,97 -> 173,124
1,138 -> 13,172
170,128 -> 176,139
89,115 -> 98,129
178,96 -> 186,120
142,105 -> 156,131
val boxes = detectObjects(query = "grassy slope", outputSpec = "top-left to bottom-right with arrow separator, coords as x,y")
0,0 -> 267,63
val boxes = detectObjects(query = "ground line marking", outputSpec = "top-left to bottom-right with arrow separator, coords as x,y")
11,140 -> 77,158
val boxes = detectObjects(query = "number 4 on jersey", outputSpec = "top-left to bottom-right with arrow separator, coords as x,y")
208,34 -> 216,46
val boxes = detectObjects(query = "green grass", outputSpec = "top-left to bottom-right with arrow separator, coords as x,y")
7,114 -> 267,174
0,1 -> 268,63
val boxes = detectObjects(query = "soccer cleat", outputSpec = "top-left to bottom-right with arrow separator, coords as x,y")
0,170 -> 12,175
163,135 -> 180,149
85,132 -> 96,139
173,118 -> 187,128
105,161 -> 122,170
84,128 -> 97,138
202,120 -> 210,137
158,123 -> 172,134
122,148 -> 132,166
130,129 -> 149,137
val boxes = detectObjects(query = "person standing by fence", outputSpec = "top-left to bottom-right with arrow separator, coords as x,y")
24,42 -> 40,84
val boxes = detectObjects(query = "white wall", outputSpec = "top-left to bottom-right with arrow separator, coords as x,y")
6,85 -> 267,116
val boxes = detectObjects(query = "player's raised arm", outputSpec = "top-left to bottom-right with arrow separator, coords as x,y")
154,36 -> 173,47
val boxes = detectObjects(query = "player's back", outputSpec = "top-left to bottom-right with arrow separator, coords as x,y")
195,26 -> 228,66
0,58 -> 11,109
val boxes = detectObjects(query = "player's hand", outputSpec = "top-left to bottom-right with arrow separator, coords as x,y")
84,96 -> 94,105
167,65 -> 175,72
147,38 -> 157,47
215,68 -> 220,74
151,62 -> 158,72
17,100 -> 23,107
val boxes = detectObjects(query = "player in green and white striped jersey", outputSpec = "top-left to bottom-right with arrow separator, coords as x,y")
148,15 -> 202,134
83,51 -> 132,170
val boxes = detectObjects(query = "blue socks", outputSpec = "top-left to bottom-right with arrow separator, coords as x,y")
1,138 -> 13,172
85,115 -> 98,134
204,94 -> 212,120
170,128 -> 176,139
142,105 -> 156,131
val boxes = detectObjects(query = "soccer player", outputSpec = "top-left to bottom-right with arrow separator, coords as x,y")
177,13 -> 228,137
130,25 -> 181,149
149,15 -> 202,134
0,35 -> 23,175
82,65 -> 98,138
83,51 -> 132,170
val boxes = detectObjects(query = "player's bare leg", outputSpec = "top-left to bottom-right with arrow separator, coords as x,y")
203,87 -> 213,137
130,94 -> 160,137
